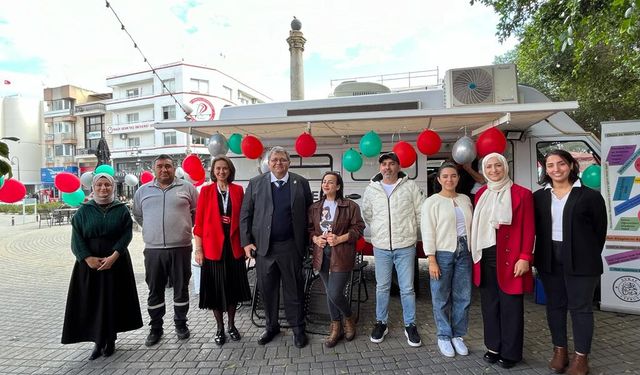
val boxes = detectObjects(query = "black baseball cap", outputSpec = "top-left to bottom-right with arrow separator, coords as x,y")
378,152 -> 400,164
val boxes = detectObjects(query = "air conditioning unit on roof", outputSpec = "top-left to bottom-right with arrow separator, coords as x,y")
444,64 -> 518,108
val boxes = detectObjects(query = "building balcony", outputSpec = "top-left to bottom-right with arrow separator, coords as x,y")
61,156 -> 75,164
45,156 -> 54,164
55,132 -> 77,144
75,103 -> 106,115
44,134 -> 54,144
75,148 -> 97,160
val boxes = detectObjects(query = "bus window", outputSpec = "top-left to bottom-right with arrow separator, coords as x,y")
536,141 -> 600,185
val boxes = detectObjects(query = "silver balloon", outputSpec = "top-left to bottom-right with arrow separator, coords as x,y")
175,166 -> 185,179
208,133 -> 229,156
452,136 -> 477,165
124,174 -> 139,187
80,171 -> 94,188
259,152 -> 270,174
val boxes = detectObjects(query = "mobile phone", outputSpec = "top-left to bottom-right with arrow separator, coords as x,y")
250,248 -> 257,258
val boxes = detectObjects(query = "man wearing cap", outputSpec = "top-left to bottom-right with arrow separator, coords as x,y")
362,152 -> 425,347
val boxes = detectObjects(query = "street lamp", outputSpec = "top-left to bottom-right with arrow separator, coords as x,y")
10,156 -> 20,181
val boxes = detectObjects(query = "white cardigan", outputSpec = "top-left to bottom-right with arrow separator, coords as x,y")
420,193 -> 473,255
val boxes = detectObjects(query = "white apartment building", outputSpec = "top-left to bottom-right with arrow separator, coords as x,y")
105,62 -> 271,181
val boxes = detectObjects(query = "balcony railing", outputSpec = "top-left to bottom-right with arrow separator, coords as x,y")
44,134 -> 54,142
75,103 -> 106,113
55,132 -> 77,143
76,148 -> 96,156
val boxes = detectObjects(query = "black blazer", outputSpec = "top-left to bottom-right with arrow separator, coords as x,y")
533,185 -> 607,276
240,172 -> 313,258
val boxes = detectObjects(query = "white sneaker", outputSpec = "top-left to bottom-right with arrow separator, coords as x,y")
437,338 -> 455,357
451,337 -> 469,356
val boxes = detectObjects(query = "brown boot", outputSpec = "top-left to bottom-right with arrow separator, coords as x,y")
549,346 -> 569,373
343,315 -> 357,341
566,353 -> 589,375
324,320 -> 343,348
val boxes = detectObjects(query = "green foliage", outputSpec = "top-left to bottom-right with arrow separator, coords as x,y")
476,0 -> 640,135
0,202 -> 64,214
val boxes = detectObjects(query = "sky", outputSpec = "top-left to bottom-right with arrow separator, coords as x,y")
0,0 -> 517,102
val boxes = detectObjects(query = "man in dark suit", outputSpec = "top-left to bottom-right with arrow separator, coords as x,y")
240,146 -> 313,348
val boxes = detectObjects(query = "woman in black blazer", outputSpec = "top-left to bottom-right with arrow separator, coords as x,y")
533,150 -> 607,375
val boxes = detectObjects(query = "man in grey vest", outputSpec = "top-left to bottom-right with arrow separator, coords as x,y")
133,154 -> 199,346
240,146 -> 313,348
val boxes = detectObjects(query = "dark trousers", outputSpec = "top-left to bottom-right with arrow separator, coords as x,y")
539,241 -> 599,354
257,239 -> 305,333
479,246 -> 524,362
144,246 -> 192,329
318,253 -> 352,321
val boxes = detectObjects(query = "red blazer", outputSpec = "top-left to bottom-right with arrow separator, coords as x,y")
473,184 -> 535,295
193,182 -> 244,261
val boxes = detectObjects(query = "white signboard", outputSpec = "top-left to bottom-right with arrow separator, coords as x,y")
107,122 -> 153,134
600,120 -> 640,314
86,131 -> 102,139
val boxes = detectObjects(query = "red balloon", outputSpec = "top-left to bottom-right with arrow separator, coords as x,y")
416,130 -> 442,156
0,178 -> 26,203
242,135 -> 264,159
295,132 -> 317,157
188,167 -> 205,182
54,172 -> 81,193
140,171 -> 154,184
182,154 -> 203,174
393,141 -> 417,168
476,127 -> 507,158
193,177 -> 205,187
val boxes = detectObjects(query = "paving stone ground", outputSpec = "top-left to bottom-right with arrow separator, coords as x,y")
1,214 -> 639,374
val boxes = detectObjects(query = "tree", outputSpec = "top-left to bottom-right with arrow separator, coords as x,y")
0,140 -> 12,178
476,0 -> 640,135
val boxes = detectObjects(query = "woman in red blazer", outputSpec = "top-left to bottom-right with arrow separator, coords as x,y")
193,155 -> 251,346
470,152 -> 535,369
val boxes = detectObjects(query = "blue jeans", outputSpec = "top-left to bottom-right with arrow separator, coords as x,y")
374,246 -> 416,325
429,237 -> 472,339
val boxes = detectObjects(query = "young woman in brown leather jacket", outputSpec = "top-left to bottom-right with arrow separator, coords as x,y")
307,172 -> 365,348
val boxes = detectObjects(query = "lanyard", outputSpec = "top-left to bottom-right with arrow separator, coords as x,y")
217,184 -> 229,214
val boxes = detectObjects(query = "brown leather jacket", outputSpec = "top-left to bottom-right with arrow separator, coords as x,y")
307,198 -> 365,272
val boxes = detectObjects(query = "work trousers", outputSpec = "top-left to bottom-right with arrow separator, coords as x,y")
539,241 -> 599,354
479,246 -> 524,362
144,246 -> 192,329
256,239 -> 305,334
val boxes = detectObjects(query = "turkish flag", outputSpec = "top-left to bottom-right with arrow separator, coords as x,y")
3,80 -> 10,85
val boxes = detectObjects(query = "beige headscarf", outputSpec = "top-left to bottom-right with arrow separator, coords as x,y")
92,173 -> 116,205
470,152 -> 513,263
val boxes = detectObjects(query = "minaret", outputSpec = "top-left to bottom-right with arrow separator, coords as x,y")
287,17 -> 306,100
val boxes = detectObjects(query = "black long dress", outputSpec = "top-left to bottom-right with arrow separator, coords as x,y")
199,191 -> 252,310
61,200 -> 143,345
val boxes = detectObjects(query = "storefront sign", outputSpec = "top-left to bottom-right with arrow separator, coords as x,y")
107,122 -> 153,134
86,131 -> 102,139
189,97 -> 216,121
40,166 -> 79,184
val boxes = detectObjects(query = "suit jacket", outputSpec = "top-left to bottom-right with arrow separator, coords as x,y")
473,184 -> 536,295
240,172 -> 313,258
193,182 -> 244,261
533,185 -> 607,276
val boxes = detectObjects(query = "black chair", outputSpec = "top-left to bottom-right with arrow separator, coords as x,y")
38,210 -> 52,228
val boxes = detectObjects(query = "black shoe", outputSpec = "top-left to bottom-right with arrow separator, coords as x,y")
483,351 -> 500,364
498,358 -> 518,369
176,325 -> 190,340
370,321 -> 388,343
257,328 -> 280,345
145,328 -> 163,347
214,329 -> 226,346
88,343 -> 102,360
228,326 -> 241,341
293,332 -> 308,348
103,340 -> 115,357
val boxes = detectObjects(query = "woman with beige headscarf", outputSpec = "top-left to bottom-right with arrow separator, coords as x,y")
470,152 -> 535,369
61,173 -> 143,360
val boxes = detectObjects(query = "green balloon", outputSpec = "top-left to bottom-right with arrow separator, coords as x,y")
359,131 -> 382,158
95,164 -> 115,176
581,164 -> 601,189
343,148 -> 363,172
62,188 -> 86,207
0,175 -> 4,189
228,133 -> 242,154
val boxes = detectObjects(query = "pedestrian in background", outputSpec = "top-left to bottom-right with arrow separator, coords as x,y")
308,171 -> 365,347
193,156 -> 251,346
470,152 -> 535,369
533,150 -> 607,375
61,173 -> 142,360
133,154 -> 199,347
421,162 -> 473,357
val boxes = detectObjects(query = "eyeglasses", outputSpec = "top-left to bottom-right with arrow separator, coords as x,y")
269,158 -> 290,164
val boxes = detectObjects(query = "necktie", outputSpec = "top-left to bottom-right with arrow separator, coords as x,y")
276,180 -> 284,188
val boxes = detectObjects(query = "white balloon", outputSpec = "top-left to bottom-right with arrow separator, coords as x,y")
80,171 -> 94,188
452,136 -> 477,165
124,174 -> 139,187
259,152 -> 269,173
183,170 -> 192,182
175,166 -> 185,179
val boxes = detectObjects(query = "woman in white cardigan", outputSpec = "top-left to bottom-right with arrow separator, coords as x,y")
421,162 -> 474,358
